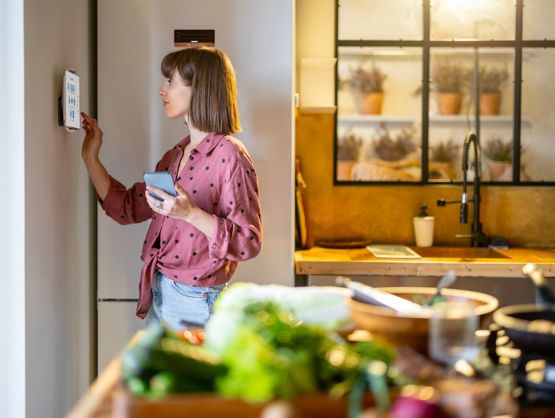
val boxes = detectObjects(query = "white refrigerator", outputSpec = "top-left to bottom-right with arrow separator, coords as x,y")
97,0 -> 294,370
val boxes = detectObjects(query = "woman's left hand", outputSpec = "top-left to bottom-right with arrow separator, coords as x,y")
145,184 -> 197,222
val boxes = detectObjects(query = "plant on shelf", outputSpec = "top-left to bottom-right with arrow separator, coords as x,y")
347,62 -> 387,114
429,138 -> 459,180
483,137 -> 512,162
336,130 -> 363,180
431,60 -> 470,115
350,125 -> 420,181
483,136 -> 513,181
371,126 -> 417,162
479,66 -> 509,115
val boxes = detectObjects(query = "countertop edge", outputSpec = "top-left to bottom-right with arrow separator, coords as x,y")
295,247 -> 555,278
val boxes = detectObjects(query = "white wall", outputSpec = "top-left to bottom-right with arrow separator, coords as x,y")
24,0 -> 94,417
0,0 -> 26,416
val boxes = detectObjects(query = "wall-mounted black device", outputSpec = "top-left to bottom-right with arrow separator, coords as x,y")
174,29 -> 215,47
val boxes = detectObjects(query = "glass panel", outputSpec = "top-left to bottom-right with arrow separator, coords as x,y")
428,48 -> 514,182
523,0 -> 555,40
428,48 -> 475,182
336,47 -> 422,182
521,48 -> 555,182
479,49 -> 515,183
338,0 -> 422,40
430,0 -> 515,41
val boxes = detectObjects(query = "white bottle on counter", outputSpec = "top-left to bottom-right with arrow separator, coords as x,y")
413,204 -> 434,247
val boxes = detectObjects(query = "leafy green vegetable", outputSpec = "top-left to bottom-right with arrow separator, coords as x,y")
121,323 -> 226,397
205,283 -> 352,354
121,300 -> 395,403
215,301 -> 394,403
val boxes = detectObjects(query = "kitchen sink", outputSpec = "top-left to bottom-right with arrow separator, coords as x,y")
414,246 -> 510,259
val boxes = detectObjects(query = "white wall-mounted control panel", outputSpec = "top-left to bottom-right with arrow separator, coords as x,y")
62,69 -> 80,131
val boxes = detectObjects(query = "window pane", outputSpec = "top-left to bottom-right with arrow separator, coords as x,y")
521,48 -> 555,182
523,0 -> 555,40
428,48 -> 514,182
338,0 -> 422,40
480,49 -> 515,182
430,0 -> 515,41
336,47 -> 422,182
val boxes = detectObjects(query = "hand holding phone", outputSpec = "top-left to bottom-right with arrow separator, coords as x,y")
143,171 -> 177,201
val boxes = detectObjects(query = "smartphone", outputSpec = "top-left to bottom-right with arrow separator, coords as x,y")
143,171 -> 177,201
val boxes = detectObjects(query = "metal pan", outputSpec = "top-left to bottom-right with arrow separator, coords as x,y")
493,304 -> 555,357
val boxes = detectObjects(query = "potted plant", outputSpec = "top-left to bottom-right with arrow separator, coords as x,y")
431,60 -> 470,115
351,125 -> 419,181
347,62 -> 387,114
483,137 -> 512,181
336,130 -> 363,180
372,127 -> 417,162
429,138 -> 459,180
479,66 -> 509,115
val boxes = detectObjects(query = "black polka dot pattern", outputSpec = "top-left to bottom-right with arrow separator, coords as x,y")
129,132 -> 261,295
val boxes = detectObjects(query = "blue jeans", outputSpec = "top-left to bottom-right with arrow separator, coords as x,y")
146,271 -> 225,331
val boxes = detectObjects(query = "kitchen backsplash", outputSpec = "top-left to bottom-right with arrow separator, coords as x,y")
296,113 -> 555,248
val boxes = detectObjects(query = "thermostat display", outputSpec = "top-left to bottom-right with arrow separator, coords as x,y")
63,70 -> 80,131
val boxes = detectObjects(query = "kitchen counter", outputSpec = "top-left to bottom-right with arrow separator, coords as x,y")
294,247 -> 555,286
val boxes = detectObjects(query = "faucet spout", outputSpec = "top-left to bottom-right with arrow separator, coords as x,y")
461,132 -> 488,247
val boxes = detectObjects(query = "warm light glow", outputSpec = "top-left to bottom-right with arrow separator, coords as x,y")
438,0 -> 484,15
432,0 -> 508,39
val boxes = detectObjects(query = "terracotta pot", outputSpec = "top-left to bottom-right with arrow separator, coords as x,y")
437,93 -> 462,115
488,160 -> 512,181
480,92 -> 502,115
428,161 -> 454,181
336,160 -> 356,180
356,92 -> 384,114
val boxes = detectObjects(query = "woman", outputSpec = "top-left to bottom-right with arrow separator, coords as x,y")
81,47 -> 262,330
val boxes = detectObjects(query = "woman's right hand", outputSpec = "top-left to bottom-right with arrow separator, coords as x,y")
81,112 -> 103,162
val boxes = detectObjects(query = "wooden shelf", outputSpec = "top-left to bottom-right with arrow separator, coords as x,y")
337,114 -> 531,127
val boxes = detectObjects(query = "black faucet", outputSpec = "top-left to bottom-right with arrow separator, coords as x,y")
437,132 -> 488,247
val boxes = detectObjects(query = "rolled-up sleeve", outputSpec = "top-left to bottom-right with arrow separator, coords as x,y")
99,176 -> 153,225
208,158 -> 262,261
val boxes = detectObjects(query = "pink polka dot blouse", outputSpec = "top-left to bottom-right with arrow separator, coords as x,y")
99,132 -> 262,318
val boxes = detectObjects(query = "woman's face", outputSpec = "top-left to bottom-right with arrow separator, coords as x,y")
159,70 -> 192,119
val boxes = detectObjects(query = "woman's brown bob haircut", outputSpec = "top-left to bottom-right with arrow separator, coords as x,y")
161,47 -> 241,134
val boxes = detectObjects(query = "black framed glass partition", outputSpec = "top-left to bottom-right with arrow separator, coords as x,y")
334,0 -> 555,185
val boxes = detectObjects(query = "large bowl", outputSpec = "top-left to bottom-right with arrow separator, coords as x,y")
347,286 -> 499,354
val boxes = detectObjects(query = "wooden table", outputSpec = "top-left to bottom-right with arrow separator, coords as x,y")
66,340 -> 555,418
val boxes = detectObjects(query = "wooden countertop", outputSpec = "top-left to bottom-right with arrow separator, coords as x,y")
295,247 -> 555,278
